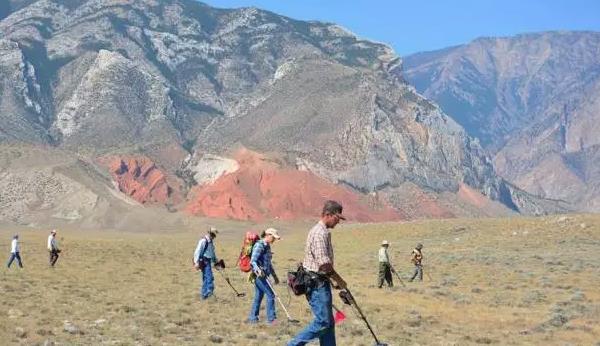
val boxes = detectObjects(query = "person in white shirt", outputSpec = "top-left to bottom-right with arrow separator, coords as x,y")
377,240 -> 394,288
193,227 -> 220,300
7,234 -> 23,269
48,229 -> 60,267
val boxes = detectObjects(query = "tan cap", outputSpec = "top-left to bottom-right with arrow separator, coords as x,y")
208,227 -> 218,236
265,228 -> 281,240
51,229 -> 57,234
381,240 -> 389,245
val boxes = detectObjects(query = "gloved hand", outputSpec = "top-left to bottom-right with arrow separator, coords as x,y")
333,277 -> 347,290
256,268 -> 265,278
272,273 -> 280,285
215,259 -> 225,270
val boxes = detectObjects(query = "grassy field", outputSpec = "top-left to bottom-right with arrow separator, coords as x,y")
1,214 -> 599,345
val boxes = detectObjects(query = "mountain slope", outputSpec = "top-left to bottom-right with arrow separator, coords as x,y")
404,31 -> 600,211
0,0 -> 565,224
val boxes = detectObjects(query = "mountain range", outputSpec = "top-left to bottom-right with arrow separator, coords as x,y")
404,31 -> 600,212
0,0 -> 574,229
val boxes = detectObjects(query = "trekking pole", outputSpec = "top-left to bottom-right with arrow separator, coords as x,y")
215,268 -> 246,297
264,276 -> 300,324
423,265 -> 433,282
340,288 -> 388,346
389,265 -> 406,287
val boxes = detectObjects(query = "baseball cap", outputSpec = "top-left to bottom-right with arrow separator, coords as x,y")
322,200 -> 346,220
265,228 -> 281,240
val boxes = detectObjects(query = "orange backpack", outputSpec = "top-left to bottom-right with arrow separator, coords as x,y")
238,231 -> 260,272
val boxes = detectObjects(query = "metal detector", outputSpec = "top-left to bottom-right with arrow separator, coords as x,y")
340,289 -> 388,346
389,265 -> 406,287
264,276 -> 300,324
424,265 -> 433,282
215,268 -> 246,298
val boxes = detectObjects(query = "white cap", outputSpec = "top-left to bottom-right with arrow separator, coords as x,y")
51,229 -> 57,234
381,240 -> 389,246
265,228 -> 281,240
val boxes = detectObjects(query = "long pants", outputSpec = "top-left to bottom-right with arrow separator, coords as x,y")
200,261 -> 214,299
49,250 -> 59,267
288,282 -> 335,346
248,276 -> 276,322
7,252 -> 23,268
378,262 -> 393,287
410,264 -> 423,281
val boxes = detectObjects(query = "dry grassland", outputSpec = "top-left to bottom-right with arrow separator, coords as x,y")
1,214 -> 599,345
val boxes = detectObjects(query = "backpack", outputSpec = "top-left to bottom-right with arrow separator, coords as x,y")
411,249 -> 422,264
192,237 -> 209,271
287,264 -> 311,296
238,231 -> 260,272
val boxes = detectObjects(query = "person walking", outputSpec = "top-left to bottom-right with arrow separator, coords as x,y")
193,227 -> 220,300
409,243 -> 424,282
248,228 -> 281,324
288,200 -> 347,346
377,240 -> 393,288
48,230 -> 60,267
7,234 -> 23,269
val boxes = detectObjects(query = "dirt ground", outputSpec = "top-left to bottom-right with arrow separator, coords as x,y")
1,214 -> 599,345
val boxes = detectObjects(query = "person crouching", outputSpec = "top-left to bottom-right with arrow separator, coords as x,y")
248,228 -> 281,325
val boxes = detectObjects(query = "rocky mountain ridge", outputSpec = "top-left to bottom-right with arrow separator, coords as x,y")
404,31 -> 600,211
0,0 -> 565,228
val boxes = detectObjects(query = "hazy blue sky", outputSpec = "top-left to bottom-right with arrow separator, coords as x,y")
202,0 -> 600,55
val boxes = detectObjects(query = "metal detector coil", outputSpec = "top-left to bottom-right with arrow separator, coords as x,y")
340,289 -> 388,346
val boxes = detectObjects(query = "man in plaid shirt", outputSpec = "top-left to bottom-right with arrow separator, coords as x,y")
288,200 -> 347,346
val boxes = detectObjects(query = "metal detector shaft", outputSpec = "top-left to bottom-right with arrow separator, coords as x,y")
264,276 -> 299,323
423,265 -> 433,281
389,265 -> 406,287
345,289 -> 387,346
216,269 -> 245,297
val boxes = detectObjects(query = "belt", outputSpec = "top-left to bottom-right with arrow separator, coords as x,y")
307,271 -> 330,286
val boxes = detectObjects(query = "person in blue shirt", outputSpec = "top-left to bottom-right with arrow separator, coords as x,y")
248,228 -> 281,324
193,227 -> 220,300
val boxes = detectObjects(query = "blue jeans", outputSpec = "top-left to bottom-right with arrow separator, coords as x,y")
410,264 -> 423,281
288,283 -> 335,346
248,276 -> 276,322
200,261 -> 214,299
7,252 -> 23,268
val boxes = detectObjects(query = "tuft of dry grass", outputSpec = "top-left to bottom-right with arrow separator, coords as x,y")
1,214 -> 599,345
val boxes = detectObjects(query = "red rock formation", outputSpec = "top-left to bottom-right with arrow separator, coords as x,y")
186,149 -> 404,222
406,186 -> 455,219
457,183 -> 491,209
99,156 -> 178,205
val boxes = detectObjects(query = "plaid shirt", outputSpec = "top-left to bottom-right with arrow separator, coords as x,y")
303,221 -> 334,273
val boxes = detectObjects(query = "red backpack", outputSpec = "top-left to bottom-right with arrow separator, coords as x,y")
238,231 -> 260,272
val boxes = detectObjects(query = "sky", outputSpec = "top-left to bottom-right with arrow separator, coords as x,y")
202,0 -> 600,55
